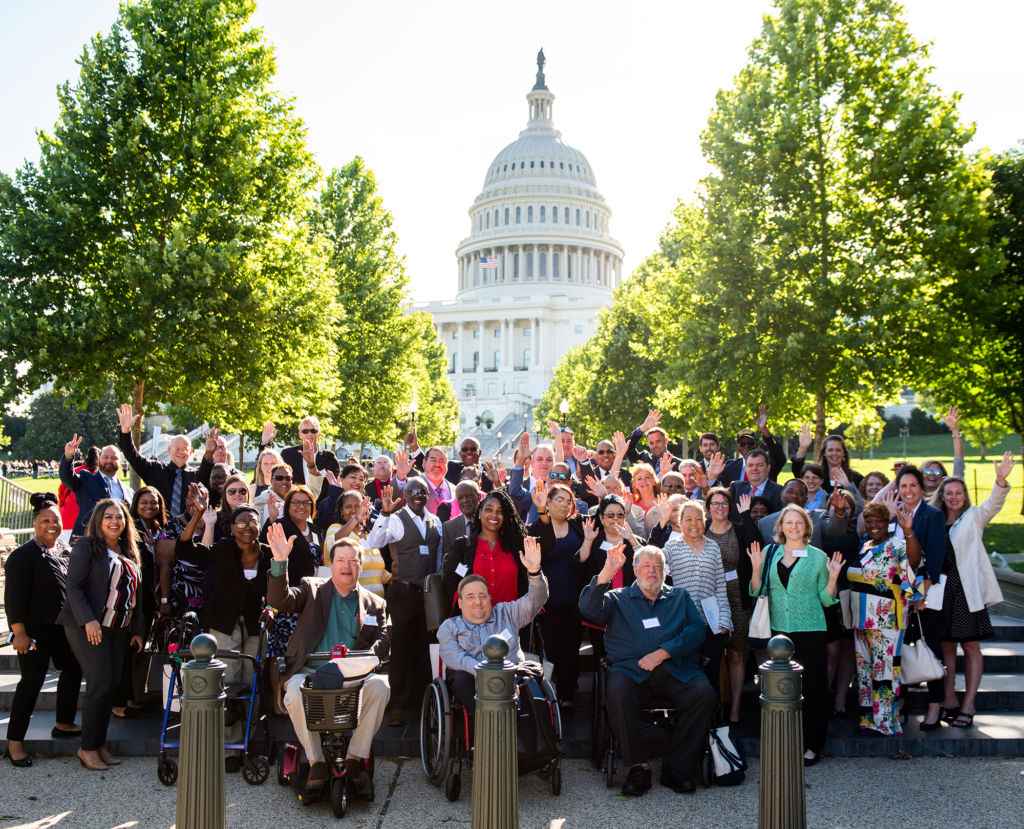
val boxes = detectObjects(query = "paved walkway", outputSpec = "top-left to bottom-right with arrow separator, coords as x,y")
2,754 -> 1023,828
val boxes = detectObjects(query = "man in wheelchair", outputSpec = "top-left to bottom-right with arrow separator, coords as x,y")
437,537 -> 547,712
267,525 -> 390,795
579,543 -> 716,797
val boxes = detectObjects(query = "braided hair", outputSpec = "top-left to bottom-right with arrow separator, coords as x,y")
470,487 -> 531,553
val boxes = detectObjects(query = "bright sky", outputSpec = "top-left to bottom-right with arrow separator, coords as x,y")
2,1 -> 1021,302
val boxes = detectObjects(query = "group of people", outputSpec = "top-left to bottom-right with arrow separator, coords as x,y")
4,402 -> 1015,801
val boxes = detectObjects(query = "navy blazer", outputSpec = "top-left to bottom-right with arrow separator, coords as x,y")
729,479 -> 784,518
910,501 -> 946,583
59,457 -> 134,537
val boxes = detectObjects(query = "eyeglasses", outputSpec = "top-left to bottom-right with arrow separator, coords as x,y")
460,446 -> 479,453
225,486 -> 248,496
922,467 -> 943,476
548,495 -> 572,505
234,518 -> 259,528
272,474 -> 292,482
603,511 -> 626,520
548,472 -> 570,481
290,499 -> 313,508
299,428 -> 319,435
709,501 -> 730,509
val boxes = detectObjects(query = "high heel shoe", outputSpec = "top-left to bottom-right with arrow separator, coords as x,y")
8,754 -> 32,768
77,749 -> 108,771
941,706 -> 960,723
919,717 -> 942,731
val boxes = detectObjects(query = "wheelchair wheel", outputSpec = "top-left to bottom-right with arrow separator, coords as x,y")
551,764 -> 562,796
331,777 -> 347,818
419,679 -> 452,784
603,748 -> 616,788
445,770 -> 461,802
242,754 -> 270,786
157,755 -> 177,786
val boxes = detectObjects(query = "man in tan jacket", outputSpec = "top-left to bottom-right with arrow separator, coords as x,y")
267,524 -> 391,793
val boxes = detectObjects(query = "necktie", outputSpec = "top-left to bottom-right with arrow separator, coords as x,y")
171,466 -> 183,516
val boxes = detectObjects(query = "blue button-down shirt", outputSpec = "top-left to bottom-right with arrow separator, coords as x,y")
578,577 -> 706,684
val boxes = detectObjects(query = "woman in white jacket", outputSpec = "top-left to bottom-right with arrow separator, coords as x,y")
928,451 -> 1015,728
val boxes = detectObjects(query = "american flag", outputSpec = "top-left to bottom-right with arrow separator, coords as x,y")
479,256 -> 498,270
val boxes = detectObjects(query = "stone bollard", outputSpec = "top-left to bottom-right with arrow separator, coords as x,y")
471,636 -> 518,829
175,633 -> 226,829
758,635 -> 806,829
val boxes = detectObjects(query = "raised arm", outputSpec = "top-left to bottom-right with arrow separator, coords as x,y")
943,406 -> 966,478
59,434 -> 84,493
116,403 -> 160,483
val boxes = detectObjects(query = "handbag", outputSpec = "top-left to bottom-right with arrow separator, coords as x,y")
901,612 -> 945,684
748,544 -> 778,646
708,723 -> 747,786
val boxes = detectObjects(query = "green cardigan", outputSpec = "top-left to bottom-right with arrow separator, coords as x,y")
750,544 -> 836,633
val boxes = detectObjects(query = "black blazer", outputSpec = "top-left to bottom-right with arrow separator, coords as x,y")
261,516 -> 321,586
280,444 -> 340,498
578,526 -> 644,588
57,537 -> 145,637
119,431 -> 198,517
175,537 -> 271,634
3,539 -> 70,632
729,479 -> 784,518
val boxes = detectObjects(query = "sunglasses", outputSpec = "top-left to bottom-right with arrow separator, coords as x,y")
225,486 -> 248,496
299,428 -> 319,435
460,446 -> 479,453
272,474 -> 292,482
922,467 -> 943,476
548,472 -> 570,481
406,487 -> 428,496
596,449 -> 613,455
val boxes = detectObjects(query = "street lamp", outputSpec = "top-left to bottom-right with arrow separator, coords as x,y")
869,427 -> 875,461
559,398 -> 569,428
409,399 -> 419,430
899,425 -> 909,460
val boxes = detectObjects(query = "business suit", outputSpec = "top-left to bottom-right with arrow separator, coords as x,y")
58,538 -> 144,751
624,428 -> 681,471
59,457 -> 134,538
717,431 -> 788,485
441,514 -> 473,567
119,431 -> 195,517
729,479 -> 784,518
757,508 -> 850,549
268,571 -> 390,761
4,539 -> 82,742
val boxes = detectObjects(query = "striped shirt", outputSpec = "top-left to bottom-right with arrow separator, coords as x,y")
663,536 -> 733,632
102,549 -> 140,629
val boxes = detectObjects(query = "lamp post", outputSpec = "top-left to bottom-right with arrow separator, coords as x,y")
899,425 -> 909,460
869,427 -> 875,461
495,431 -> 502,461
409,399 -> 419,430
559,398 -> 569,428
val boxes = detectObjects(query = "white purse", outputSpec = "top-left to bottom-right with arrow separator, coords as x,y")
748,545 -> 777,644
901,613 -> 945,684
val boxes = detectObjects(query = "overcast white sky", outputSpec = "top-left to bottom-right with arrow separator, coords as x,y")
2,1 -> 1021,302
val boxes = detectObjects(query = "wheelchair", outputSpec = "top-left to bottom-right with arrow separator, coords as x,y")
276,646 -> 380,819
590,655 -> 713,789
419,644 -> 564,801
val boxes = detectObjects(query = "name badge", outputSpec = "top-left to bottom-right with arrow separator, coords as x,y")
455,563 -> 468,577
642,617 -> 661,629
888,522 -> 897,534
860,551 -> 874,567
419,544 -> 430,556
791,549 -> 808,558
724,569 -> 738,582
363,615 -> 378,627
599,540 -> 615,551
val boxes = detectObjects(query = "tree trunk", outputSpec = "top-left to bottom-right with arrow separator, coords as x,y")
131,378 -> 145,490
238,430 -> 245,473
813,388 -> 827,460
978,442 -> 987,461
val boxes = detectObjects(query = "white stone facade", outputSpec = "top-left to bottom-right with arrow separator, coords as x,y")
411,55 -> 623,438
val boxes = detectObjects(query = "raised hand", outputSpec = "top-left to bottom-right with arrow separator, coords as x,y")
894,502 -> 914,533
881,490 -> 898,519
204,427 -> 220,455
706,452 -> 726,481
798,424 -> 813,452
481,459 -> 501,484
600,542 -> 627,581
531,479 -> 548,512
995,451 -> 1015,485
202,507 -> 218,526
613,430 -> 628,456
693,465 -> 708,491
520,536 -> 542,573
267,491 -> 280,521
829,489 -> 850,517
942,405 -> 961,434
405,428 -> 419,453
655,492 -> 670,527
381,485 -> 395,515
299,438 -> 316,466
640,409 -> 662,433
116,403 -> 139,434
582,516 -> 598,541
620,520 -> 636,543
622,491 -> 634,512
517,432 -> 532,464
547,420 -> 561,441
266,521 -> 296,562
64,433 -> 83,459
323,469 -> 340,489
831,465 -> 850,488
659,453 -> 673,479
737,493 -> 751,514
755,404 -> 770,432
826,551 -> 844,579
394,448 -> 413,480
747,540 -> 765,570
357,496 -> 371,524
584,476 -> 607,498
572,445 -> 589,465
261,421 -> 277,445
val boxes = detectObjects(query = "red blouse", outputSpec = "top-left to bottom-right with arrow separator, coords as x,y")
473,537 -> 519,605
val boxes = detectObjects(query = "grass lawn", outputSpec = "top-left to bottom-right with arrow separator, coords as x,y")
8,473 -> 132,495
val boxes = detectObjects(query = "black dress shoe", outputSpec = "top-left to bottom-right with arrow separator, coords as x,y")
9,754 -> 32,768
621,765 -> 652,797
51,726 -> 82,739
660,765 -> 696,794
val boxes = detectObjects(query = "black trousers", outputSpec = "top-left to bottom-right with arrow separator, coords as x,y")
605,664 -> 716,773
700,627 -> 724,701
538,605 -> 582,703
7,624 -> 82,741
919,608 -> 946,704
64,623 -> 129,750
386,582 -> 432,711
783,630 -> 829,755
449,669 -> 477,715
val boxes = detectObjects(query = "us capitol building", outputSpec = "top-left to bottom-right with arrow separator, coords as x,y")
411,51 -> 624,447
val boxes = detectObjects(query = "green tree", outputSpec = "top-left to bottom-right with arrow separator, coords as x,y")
657,0 -> 994,454
312,158 -> 457,448
0,0 -> 336,451
18,388 -> 121,460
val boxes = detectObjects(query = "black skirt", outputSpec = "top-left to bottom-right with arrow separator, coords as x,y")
940,534 -> 993,643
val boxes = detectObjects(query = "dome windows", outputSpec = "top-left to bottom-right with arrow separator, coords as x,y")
516,206 -> 521,223
540,161 -> 544,168
527,206 -> 533,222
552,206 -> 558,223
504,207 -> 509,225
539,206 -> 545,222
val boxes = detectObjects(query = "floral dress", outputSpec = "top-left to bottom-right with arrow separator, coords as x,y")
847,536 -> 919,735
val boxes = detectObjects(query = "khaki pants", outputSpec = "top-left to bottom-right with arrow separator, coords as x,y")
211,626 -> 260,689
283,669 -> 390,763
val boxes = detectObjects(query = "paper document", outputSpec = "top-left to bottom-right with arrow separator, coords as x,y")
700,597 -> 720,631
925,574 -> 947,611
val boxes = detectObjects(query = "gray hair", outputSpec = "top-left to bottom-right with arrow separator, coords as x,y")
632,544 -> 666,570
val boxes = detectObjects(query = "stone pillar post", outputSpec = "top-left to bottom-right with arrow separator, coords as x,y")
758,635 -> 807,829
470,637 -> 518,829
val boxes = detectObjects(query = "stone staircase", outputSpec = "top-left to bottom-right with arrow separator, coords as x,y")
2,615 -> 1023,760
